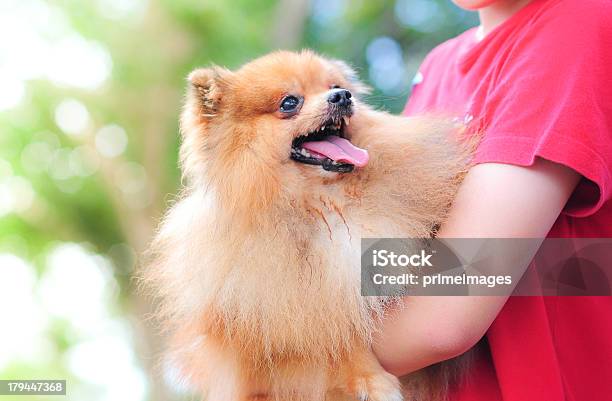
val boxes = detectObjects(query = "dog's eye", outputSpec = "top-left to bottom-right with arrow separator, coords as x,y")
280,95 -> 300,113
330,84 -> 341,89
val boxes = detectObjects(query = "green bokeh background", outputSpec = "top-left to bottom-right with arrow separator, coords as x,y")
0,1 -> 477,400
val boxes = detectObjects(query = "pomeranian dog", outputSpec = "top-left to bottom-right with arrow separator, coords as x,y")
144,50 -> 473,401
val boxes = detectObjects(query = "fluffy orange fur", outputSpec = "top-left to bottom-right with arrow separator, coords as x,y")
143,50 -> 473,401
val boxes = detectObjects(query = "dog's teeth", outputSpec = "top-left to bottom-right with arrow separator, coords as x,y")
343,116 -> 350,126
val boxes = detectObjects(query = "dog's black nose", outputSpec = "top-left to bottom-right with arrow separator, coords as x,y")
328,89 -> 352,107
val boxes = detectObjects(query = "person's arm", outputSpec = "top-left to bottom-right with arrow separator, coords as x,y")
372,157 -> 580,376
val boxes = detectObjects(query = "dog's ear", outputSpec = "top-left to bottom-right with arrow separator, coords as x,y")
330,60 -> 371,95
187,66 -> 233,117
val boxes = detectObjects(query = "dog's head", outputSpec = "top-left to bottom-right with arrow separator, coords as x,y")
180,51 -> 372,217
181,50 -> 371,178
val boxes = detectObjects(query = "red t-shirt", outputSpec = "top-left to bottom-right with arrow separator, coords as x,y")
403,0 -> 612,400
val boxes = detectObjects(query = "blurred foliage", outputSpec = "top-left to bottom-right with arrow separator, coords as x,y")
0,0 -> 477,400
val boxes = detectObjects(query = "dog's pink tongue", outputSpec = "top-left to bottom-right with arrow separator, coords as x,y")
301,136 -> 369,167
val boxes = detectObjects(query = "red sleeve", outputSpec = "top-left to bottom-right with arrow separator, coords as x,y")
473,1 -> 612,217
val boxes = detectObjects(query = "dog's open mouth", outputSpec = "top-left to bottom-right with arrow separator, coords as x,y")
290,117 -> 369,173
